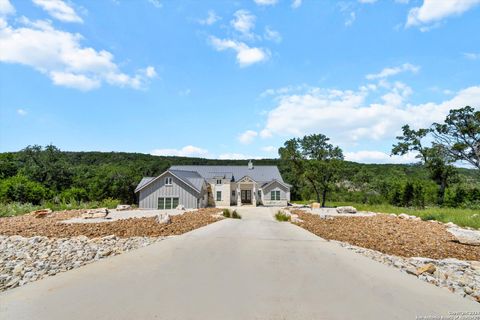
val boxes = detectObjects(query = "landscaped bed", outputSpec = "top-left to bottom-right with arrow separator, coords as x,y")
0,208 -> 223,292
0,208 -> 222,238
292,210 -> 480,261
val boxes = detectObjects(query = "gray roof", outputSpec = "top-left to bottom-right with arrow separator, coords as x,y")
169,169 -> 204,192
135,177 -> 155,193
169,165 -> 285,184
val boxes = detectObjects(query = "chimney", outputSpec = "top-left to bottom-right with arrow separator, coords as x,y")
248,160 -> 254,170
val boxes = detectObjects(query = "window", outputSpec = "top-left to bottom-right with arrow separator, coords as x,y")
158,197 -> 165,209
172,198 -> 179,209
216,179 -> 222,185
216,191 -> 222,201
158,197 -> 179,210
258,190 -> 261,198
232,190 -> 236,197
165,177 -> 173,185
270,190 -> 280,201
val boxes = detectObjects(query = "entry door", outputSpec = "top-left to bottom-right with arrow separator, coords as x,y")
241,190 -> 252,203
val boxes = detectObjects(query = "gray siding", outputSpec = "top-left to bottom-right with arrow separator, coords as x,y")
139,172 -> 202,209
262,181 -> 290,206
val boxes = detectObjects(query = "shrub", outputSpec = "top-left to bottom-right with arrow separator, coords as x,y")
0,175 -> 48,205
231,210 -> 241,219
222,208 -> 231,218
275,210 -> 291,222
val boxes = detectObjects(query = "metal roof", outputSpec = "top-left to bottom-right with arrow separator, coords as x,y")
134,177 -> 155,193
169,169 -> 205,192
169,165 -> 285,184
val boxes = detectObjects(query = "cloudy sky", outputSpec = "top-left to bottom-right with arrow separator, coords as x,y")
0,0 -> 479,163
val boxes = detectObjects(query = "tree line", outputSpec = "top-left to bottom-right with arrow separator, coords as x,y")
0,106 -> 478,209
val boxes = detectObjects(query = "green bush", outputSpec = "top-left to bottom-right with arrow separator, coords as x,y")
275,211 -> 291,222
231,210 -> 241,219
222,208 -> 231,218
0,175 -> 48,205
59,187 -> 89,202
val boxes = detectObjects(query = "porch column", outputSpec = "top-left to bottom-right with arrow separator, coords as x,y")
252,183 -> 257,207
237,184 -> 241,207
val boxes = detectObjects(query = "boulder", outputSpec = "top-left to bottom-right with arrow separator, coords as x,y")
415,263 -> 436,276
116,204 -> 131,211
336,206 -> 357,214
81,208 -> 108,219
311,202 -> 321,209
31,209 -> 52,218
175,204 -> 186,210
398,213 -> 410,219
447,227 -> 480,246
156,213 -> 171,224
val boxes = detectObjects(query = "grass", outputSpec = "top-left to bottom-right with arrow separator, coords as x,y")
0,198 -> 123,218
292,200 -> 480,229
275,210 -> 291,222
222,208 -> 242,219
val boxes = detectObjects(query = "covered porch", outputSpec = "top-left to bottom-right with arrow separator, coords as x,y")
233,176 -> 261,207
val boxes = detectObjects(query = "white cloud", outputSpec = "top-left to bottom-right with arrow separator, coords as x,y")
147,0 -> 162,9
209,36 -> 269,67
32,0 -> 83,23
0,17 -> 155,90
238,130 -> 258,144
199,10 -> 220,25
406,0 -> 480,29
16,108 -> 27,116
259,83 -> 480,148
464,52 -> 480,60
291,0 -> 302,8
0,0 -> 14,16
151,145 -> 209,157
261,146 -> 277,153
264,26 -> 282,43
345,150 -> 418,164
395,0 -> 410,3
365,63 -> 419,80
254,0 -> 278,6
218,153 -> 261,160
358,0 -> 377,3
231,10 -> 255,37
345,11 -> 356,27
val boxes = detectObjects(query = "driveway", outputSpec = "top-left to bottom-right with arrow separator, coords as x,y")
1,207 -> 478,319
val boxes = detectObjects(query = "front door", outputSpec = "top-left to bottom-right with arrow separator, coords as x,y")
241,190 -> 252,204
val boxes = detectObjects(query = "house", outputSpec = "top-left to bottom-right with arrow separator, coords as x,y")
135,161 -> 291,209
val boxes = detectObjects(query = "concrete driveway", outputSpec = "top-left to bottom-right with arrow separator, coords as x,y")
1,207 -> 478,319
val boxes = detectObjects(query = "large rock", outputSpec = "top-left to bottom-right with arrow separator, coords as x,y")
31,209 -> 52,218
336,206 -> 357,214
116,204 -> 131,211
175,204 -> 186,210
447,227 -> 480,246
81,208 -> 108,219
311,202 -> 321,209
156,213 -> 171,224
415,263 -> 436,276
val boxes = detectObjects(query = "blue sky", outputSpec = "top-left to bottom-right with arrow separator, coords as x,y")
0,0 -> 479,163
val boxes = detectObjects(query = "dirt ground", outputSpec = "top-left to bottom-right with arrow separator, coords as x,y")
0,209 -> 222,238
293,210 -> 480,261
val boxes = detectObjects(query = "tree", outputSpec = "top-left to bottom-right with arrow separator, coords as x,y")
279,134 -> 344,207
433,106 -> 480,169
0,175 -> 48,205
392,125 -> 456,205
17,145 -> 73,192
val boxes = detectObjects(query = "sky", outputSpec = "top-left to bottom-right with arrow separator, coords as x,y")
0,0 -> 479,164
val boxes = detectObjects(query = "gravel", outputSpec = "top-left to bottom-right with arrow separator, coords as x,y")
0,208 -> 223,238
0,235 -> 166,292
334,240 -> 480,303
293,210 -> 480,260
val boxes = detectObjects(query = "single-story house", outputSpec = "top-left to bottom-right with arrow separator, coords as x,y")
135,161 -> 291,209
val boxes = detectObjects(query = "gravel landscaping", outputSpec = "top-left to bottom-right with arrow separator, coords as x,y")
292,210 -> 480,303
335,241 -> 480,303
0,235 -> 165,292
0,208 -> 222,238
292,210 -> 480,260
0,208 -> 223,292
